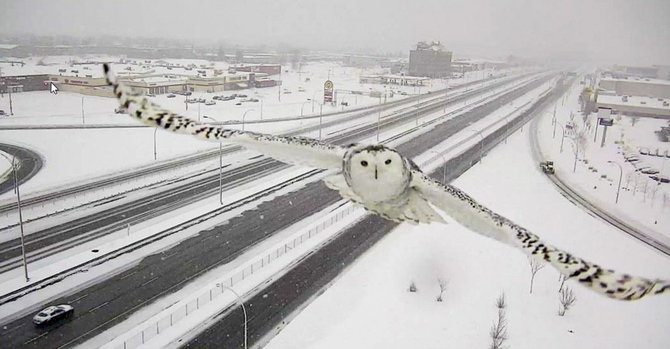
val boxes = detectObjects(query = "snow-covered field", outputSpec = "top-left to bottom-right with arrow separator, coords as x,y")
264,90 -> 670,349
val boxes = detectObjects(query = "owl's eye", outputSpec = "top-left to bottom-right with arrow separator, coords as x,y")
360,160 -> 368,167
385,159 -> 392,165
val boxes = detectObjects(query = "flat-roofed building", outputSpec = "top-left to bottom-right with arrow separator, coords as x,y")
599,78 -> 670,99
408,41 -> 452,78
596,94 -> 670,118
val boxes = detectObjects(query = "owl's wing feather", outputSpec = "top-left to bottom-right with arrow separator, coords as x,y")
413,171 -> 670,301
103,64 -> 349,169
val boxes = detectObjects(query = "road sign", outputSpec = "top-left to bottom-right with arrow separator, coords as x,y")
324,80 -> 334,103
599,118 -> 613,126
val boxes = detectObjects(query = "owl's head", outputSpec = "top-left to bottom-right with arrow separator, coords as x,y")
344,145 -> 411,202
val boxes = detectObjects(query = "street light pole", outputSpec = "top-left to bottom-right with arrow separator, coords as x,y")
300,101 -> 310,117
242,109 -> 254,131
568,139 -> 579,173
203,116 -> 224,205
555,122 -> 565,153
81,97 -> 85,124
415,86 -> 421,126
260,98 -> 263,120
430,150 -> 448,183
467,129 -> 484,163
607,160 -> 623,204
218,284 -> 247,349
500,115 -> 510,143
318,103 -> 324,140
311,92 -> 316,113
8,83 -> 14,115
6,156 -> 30,282
153,128 -> 158,160
377,97 -> 382,141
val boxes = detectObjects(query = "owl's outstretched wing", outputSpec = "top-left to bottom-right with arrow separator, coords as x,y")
412,172 -> 670,301
103,64 -> 349,170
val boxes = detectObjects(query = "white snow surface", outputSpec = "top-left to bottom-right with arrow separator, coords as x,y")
264,99 -> 670,349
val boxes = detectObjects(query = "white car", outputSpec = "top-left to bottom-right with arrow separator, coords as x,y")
33,304 -> 74,326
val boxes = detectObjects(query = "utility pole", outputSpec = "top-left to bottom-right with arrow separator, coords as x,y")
81,97 -> 85,124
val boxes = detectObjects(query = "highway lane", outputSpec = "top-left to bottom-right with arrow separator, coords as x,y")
0,73 -> 535,271
0,158 -> 283,272
0,74 -> 555,348
0,143 -> 43,196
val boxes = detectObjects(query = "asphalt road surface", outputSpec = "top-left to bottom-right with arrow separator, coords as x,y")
0,143 -> 43,196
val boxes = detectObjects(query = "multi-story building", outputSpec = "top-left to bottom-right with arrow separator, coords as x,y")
408,41 -> 452,78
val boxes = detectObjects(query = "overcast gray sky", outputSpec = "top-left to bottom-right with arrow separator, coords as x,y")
1,0 -> 668,65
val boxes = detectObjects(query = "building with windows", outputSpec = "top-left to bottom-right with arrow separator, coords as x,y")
231,64 -> 281,76
0,74 -> 49,93
408,41 -> 452,78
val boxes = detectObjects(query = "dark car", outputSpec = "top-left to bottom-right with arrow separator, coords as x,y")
640,168 -> 660,175
167,94 -> 176,98
650,175 -> 670,183
33,305 -> 74,326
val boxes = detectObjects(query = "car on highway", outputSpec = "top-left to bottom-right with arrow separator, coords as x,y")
167,94 -> 176,98
540,161 -> 555,174
624,155 -> 640,163
650,175 -> 670,183
33,305 -> 74,326
640,168 -> 660,175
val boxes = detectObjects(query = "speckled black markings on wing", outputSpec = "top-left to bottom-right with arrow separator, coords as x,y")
422,176 -> 670,301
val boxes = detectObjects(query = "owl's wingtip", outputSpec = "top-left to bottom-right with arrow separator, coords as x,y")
102,63 -> 115,85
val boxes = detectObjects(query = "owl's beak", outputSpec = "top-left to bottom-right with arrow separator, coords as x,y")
374,166 -> 378,180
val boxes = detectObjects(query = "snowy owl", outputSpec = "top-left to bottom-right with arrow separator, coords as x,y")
103,64 -> 669,301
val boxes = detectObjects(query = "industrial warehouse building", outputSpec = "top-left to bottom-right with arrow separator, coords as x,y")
596,76 -> 670,118
599,78 -> 670,99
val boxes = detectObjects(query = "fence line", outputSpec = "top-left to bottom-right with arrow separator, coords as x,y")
112,204 -> 356,349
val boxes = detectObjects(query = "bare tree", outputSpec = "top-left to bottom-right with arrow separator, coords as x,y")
496,292 -> 506,310
558,286 -> 577,316
528,257 -> 546,294
490,292 -> 508,349
436,278 -> 448,302
630,116 -> 640,127
408,281 -> 417,293
558,274 -> 567,293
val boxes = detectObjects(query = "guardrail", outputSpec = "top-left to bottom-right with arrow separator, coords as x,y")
108,203 -> 357,349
